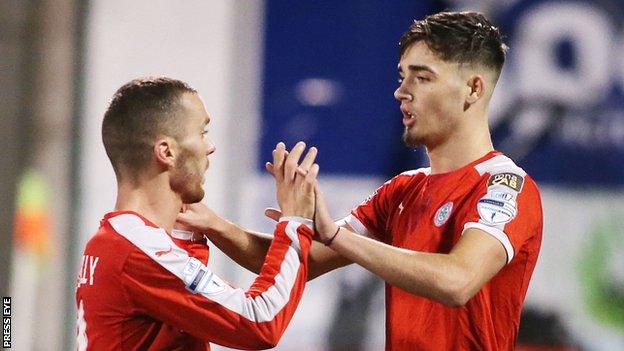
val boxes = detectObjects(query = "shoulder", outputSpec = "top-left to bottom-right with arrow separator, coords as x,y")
469,154 -> 542,225
474,154 -> 525,178
84,219 -> 135,257
106,213 -> 174,255
473,154 -> 538,194
107,213 -> 192,277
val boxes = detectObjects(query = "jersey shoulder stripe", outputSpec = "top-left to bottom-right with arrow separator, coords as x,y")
474,154 -> 526,177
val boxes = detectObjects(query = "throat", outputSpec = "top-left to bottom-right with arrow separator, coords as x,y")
426,139 -> 494,174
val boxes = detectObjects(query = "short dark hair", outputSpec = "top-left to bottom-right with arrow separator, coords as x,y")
399,11 -> 507,75
102,77 -> 197,178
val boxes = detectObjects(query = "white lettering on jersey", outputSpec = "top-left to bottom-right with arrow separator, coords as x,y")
76,300 -> 88,350
76,255 -> 100,289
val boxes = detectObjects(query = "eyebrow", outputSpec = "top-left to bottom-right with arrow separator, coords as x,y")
398,64 -> 437,75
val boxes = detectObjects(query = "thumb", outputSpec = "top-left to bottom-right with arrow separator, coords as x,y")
176,210 -> 193,225
265,162 -> 275,176
264,207 -> 282,222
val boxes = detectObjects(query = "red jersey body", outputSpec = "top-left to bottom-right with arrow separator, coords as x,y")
344,151 -> 543,350
75,211 -> 313,350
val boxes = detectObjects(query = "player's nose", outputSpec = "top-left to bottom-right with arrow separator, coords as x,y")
205,138 -> 216,155
394,88 -> 413,102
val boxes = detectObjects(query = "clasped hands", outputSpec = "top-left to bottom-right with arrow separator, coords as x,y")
176,141 -> 340,245
265,142 -> 339,244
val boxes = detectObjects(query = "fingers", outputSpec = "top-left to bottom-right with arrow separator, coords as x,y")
176,211 -> 192,225
265,162 -> 274,176
270,141 -> 317,181
284,141 -> 306,181
297,146 -> 317,175
272,142 -> 286,181
304,163 -> 319,193
264,207 -> 282,222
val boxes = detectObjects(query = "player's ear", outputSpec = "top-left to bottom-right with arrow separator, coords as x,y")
154,137 -> 176,168
464,74 -> 486,108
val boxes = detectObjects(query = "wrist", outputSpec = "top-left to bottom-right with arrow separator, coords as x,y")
322,226 -> 341,246
281,209 -> 314,220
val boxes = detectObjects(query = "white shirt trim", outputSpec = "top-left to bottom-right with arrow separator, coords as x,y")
341,214 -> 376,239
279,216 -> 313,230
171,229 -> 194,240
463,221 -> 515,264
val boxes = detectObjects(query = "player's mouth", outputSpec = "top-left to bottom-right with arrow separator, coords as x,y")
401,107 -> 416,127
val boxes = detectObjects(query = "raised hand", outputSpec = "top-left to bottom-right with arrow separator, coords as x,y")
176,202 -> 224,236
266,142 -> 319,219
265,183 -> 341,245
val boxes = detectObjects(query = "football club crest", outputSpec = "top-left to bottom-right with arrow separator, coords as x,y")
434,202 -> 453,227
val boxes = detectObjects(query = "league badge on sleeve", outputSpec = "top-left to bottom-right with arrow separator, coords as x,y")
477,190 -> 518,225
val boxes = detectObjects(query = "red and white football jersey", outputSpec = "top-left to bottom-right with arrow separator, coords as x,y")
75,211 -> 313,350
344,151 -> 543,351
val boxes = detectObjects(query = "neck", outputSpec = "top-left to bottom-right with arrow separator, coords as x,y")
114,174 -> 181,233
426,118 -> 494,174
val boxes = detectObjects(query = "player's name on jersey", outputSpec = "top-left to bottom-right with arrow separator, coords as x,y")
76,255 -> 100,288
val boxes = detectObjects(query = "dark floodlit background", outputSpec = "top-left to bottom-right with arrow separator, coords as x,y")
1,0 -> 622,350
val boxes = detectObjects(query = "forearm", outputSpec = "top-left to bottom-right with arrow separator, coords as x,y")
329,228 -> 473,306
206,218 -> 351,280
204,218 -> 273,275
307,240 -> 352,279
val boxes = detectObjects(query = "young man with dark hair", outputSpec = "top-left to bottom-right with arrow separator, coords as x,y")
180,11 -> 543,350
76,77 -> 320,350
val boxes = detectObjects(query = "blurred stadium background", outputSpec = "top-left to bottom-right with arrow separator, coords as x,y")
1,0 -> 623,350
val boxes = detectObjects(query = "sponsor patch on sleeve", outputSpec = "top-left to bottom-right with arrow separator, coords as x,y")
183,257 -> 227,295
487,172 -> 524,192
477,190 -> 518,225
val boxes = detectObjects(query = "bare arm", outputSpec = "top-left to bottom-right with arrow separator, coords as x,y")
177,205 -> 352,280
313,185 -> 507,307
326,227 -> 505,306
